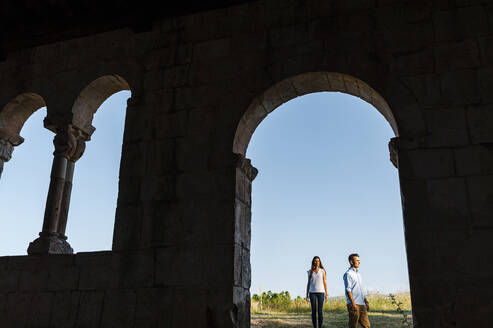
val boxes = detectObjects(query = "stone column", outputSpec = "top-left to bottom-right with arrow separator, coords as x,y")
28,125 -> 88,254
57,132 -> 86,238
0,139 -> 14,180
233,153 -> 258,328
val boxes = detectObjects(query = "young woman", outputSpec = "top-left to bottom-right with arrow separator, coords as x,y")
306,256 -> 328,328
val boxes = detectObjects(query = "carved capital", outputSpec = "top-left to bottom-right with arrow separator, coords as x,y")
0,139 -> 14,162
389,137 -> 399,169
234,153 -> 258,181
53,125 -> 90,162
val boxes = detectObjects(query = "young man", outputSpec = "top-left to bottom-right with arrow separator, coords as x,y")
343,253 -> 370,328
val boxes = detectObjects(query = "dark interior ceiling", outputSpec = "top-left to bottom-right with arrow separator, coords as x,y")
0,0 -> 254,60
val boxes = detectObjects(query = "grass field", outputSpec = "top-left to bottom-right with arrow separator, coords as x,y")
251,292 -> 412,327
251,311 -> 413,327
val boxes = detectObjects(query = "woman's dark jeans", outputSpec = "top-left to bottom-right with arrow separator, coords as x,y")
309,292 -> 325,328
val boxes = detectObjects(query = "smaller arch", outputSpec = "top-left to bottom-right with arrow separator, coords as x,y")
0,93 -> 46,144
233,72 -> 399,156
71,75 -> 131,134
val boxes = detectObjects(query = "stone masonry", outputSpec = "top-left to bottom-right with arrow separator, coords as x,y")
0,0 -> 493,327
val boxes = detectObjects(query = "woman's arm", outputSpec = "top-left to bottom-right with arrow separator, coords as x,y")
323,270 -> 328,301
306,272 -> 311,300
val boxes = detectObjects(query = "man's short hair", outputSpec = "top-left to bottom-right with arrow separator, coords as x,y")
348,253 -> 359,263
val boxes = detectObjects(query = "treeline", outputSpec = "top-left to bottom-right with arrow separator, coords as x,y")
251,291 -> 412,314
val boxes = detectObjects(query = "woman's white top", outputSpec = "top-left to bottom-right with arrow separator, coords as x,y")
307,268 -> 325,293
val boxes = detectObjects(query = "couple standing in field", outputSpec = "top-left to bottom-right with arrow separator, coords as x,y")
306,254 -> 370,328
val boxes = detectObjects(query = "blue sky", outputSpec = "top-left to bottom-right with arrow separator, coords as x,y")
246,92 -> 409,297
0,90 -> 409,297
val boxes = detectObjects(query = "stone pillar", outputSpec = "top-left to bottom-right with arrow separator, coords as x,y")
0,139 -> 14,180
28,125 -> 88,254
233,153 -> 258,328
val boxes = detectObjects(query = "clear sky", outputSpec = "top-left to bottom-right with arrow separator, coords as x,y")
246,92 -> 409,298
0,90 -> 409,298
0,91 -> 130,254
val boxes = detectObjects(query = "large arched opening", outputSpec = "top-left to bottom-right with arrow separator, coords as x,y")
233,72 -> 410,326
0,92 -> 48,255
25,75 -> 132,254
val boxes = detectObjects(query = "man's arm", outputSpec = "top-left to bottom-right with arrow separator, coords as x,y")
346,291 -> 357,312
343,273 -> 357,311
364,297 -> 370,311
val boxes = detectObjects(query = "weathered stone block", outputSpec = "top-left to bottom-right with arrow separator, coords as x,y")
164,64 -> 190,88
113,250 -> 154,288
143,69 -> 164,91
434,39 -> 480,73
376,21 -> 434,54
182,199 -> 235,245
146,139 -> 176,176
233,286 -> 250,328
156,245 -> 233,288
426,178 -> 471,226
176,137 -> 209,172
456,285 -> 493,328
140,175 -> 175,202
391,50 -> 434,76
101,289 -> 136,328
290,72 -> 330,95
455,145 -> 493,176
135,288 -> 173,327
441,69 -> 480,106
467,104 -> 493,144
171,288 -> 208,328
77,251 -> 118,290
0,268 -> 19,293
0,293 -> 6,324
154,110 -> 188,138
235,200 -> 251,249
194,38 -> 233,61
478,66 -> 493,104
467,175 -> 493,228
269,24 -> 308,47
18,268 -> 49,292
150,202 -> 185,246
401,74 -> 441,108
424,108 -> 470,147
50,291 -> 80,328
77,291 -> 105,327
433,7 -> 488,42
143,47 -> 176,71
119,142 -> 148,177
142,89 -> 174,113
113,204 -> 143,250
400,177 -> 470,229
27,292 -> 54,327
4,293 -> 30,328
399,149 -> 455,179
116,177 -> 141,205
258,82 -> 284,113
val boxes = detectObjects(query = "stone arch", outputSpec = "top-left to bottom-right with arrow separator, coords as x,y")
71,74 -> 131,135
233,72 -> 398,156
26,75 -> 132,255
0,92 -> 46,144
232,72 -> 401,325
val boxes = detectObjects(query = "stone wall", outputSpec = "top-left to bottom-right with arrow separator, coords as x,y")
0,0 -> 492,327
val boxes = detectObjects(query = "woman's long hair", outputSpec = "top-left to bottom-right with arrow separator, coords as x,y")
310,256 -> 325,273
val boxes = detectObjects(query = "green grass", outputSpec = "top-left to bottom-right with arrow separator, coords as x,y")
251,311 -> 413,327
251,292 -> 412,327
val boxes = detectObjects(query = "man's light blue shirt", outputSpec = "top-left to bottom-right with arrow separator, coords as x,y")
343,267 -> 366,305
